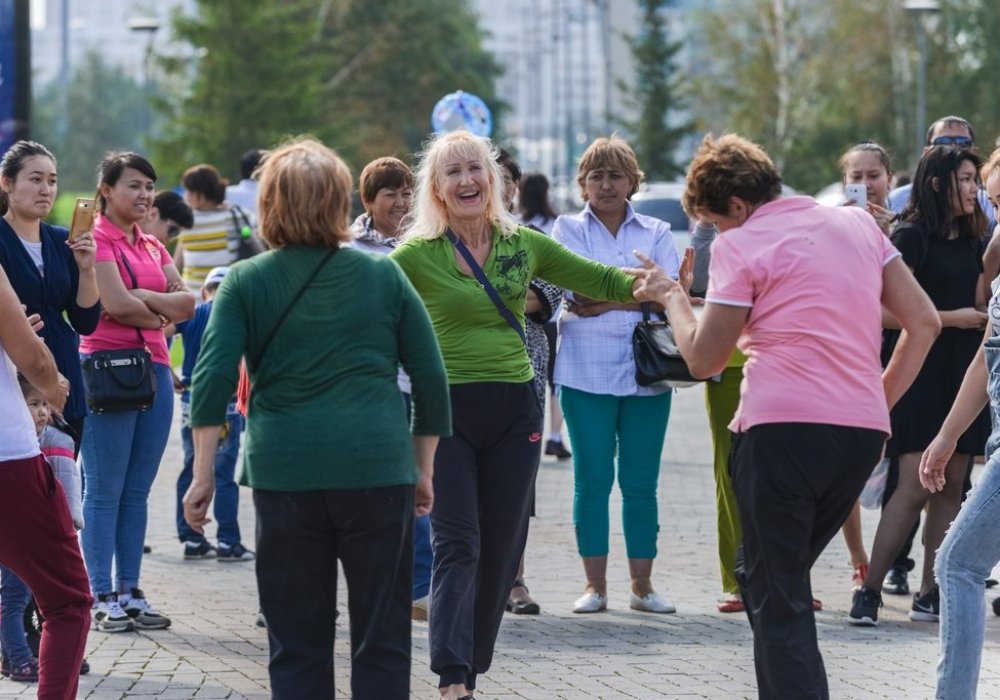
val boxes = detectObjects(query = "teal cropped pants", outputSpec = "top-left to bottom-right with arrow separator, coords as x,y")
561,387 -> 672,559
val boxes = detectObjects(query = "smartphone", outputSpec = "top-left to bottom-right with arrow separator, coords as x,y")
844,184 -> 867,208
68,198 -> 96,241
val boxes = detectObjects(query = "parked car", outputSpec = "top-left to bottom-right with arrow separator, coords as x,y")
631,182 -> 691,255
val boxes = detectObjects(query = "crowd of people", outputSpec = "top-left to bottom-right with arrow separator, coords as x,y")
1,110 -> 1000,699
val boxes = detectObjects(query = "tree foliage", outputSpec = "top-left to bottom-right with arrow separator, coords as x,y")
154,0 -> 502,184
32,52 -> 147,192
692,0 -> 917,192
620,0 -> 690,181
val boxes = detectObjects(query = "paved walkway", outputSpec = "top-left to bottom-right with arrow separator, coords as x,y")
4,388 -> 1000,698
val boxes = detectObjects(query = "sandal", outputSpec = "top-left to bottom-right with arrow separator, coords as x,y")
505,579 -> 540,615
717,595 -> 745,613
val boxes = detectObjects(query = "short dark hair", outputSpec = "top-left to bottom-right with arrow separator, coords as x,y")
153,190 -> 194,229
496,148 -> 522,183
358,157 -> 413,208
95,152 -> 157,214
926,116 -> 976,146
182,164 -> 228,205
239,149 -> 264,181
518,173 -> 557,221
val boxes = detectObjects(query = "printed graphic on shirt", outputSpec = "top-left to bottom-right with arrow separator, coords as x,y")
494,249 -> 529,299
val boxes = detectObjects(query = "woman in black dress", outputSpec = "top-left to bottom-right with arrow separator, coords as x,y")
851,146 -> 990,625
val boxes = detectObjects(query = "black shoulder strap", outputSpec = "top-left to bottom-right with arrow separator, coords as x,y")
248,248 -> 337,383
445,228 -> 525,345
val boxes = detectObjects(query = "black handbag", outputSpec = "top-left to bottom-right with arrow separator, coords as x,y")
632,303 -> 703,389
81,253 -> 157,413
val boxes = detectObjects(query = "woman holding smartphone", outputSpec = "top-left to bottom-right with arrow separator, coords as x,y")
0,140 -> 99,445
80,152 -> 195,634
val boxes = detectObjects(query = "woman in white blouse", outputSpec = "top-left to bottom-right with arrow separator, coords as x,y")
554,135 -> 680,614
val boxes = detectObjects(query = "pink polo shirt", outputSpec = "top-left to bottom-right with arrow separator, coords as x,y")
706,196 -> 900,434
79,215 -> 173,365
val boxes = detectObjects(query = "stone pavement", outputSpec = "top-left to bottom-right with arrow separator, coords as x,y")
4,388 -> 1000,698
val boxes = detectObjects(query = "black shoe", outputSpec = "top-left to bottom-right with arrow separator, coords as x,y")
183,540 -> 217,560
909,587 -> 940,622
848,587 -> 882,626
80,658 -> 90,675
883,567 -> 910,595
544,439 -> 571,460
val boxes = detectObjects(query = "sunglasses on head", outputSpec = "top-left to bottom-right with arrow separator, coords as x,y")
932,135 -> 974,147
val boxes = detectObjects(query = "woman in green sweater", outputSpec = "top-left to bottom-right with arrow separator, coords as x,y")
183,138 -> 452,699
390,130 -> 640,700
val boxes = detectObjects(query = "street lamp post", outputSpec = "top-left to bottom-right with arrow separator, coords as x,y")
904,0 -> 940,164
128,16 -> 160,152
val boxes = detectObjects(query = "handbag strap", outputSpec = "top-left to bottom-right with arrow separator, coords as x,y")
112,240 -> 150,348
640,301 -> 668,324
445,228 -> 526,345
248,248 -> 338,378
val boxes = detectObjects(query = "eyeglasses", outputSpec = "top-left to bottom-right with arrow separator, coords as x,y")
931,136 -> 974,147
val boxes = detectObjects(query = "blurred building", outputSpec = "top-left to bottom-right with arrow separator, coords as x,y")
29,0 -> 193,88
472,0 -> 697,205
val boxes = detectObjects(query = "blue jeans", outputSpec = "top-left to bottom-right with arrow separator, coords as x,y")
0,565 -> 33,665
935,335 -> 1000,698
80,362 -> 174,595
402,393 -> 432,601
560,387 -> 672,559
177,400 -> 244,546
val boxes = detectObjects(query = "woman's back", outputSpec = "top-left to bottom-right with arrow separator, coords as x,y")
190,246 -> 449,491
708,196 -> 898,434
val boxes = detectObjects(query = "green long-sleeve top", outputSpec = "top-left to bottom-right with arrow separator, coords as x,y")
390,226 -> 636,384
190,246 -> 452,491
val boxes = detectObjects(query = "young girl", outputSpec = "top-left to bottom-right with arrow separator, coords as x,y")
0,376 -> 84,683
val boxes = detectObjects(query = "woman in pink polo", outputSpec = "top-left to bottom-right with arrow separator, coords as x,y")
79,153 -> 194,635
627,134 -> 940,699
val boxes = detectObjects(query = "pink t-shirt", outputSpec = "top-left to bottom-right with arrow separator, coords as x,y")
79,215 -> 173,365
706,196 -> 900,434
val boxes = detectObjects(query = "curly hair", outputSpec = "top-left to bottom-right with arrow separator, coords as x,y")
682,134 -> 782,217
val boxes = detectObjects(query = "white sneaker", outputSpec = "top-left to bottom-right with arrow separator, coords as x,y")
121,588 -> 172,630
630,592 -> 676,614
572,591 -> 607,613
93,593 -> 135,633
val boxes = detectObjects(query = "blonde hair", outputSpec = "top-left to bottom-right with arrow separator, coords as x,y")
576,135 -> 644,201
404,130 -> 519,241
981,147 -> 1000,183
256,137 -> 353,249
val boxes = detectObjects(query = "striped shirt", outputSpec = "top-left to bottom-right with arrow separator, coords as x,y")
180,207 -> 255,292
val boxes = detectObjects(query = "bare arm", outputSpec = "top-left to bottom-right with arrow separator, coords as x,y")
919,326 -> 990,492
983,225 -> 1000,305
0,267 -> 67,411
880,257 -> 942,409
413,435 -> 439,517
130,264 -> 195,322
183,425 -> 225,532
626,252 -> 748,378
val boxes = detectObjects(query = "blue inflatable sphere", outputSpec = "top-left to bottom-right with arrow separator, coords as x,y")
431,91 -> 493,138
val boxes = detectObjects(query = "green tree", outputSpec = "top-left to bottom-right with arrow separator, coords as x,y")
154,0 -> 502,182
620,0 -> 690,181
691,0 -> 914,192
32,52 -> 147,192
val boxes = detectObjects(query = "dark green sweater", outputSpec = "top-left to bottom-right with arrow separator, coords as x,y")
190,246 -> 451,491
